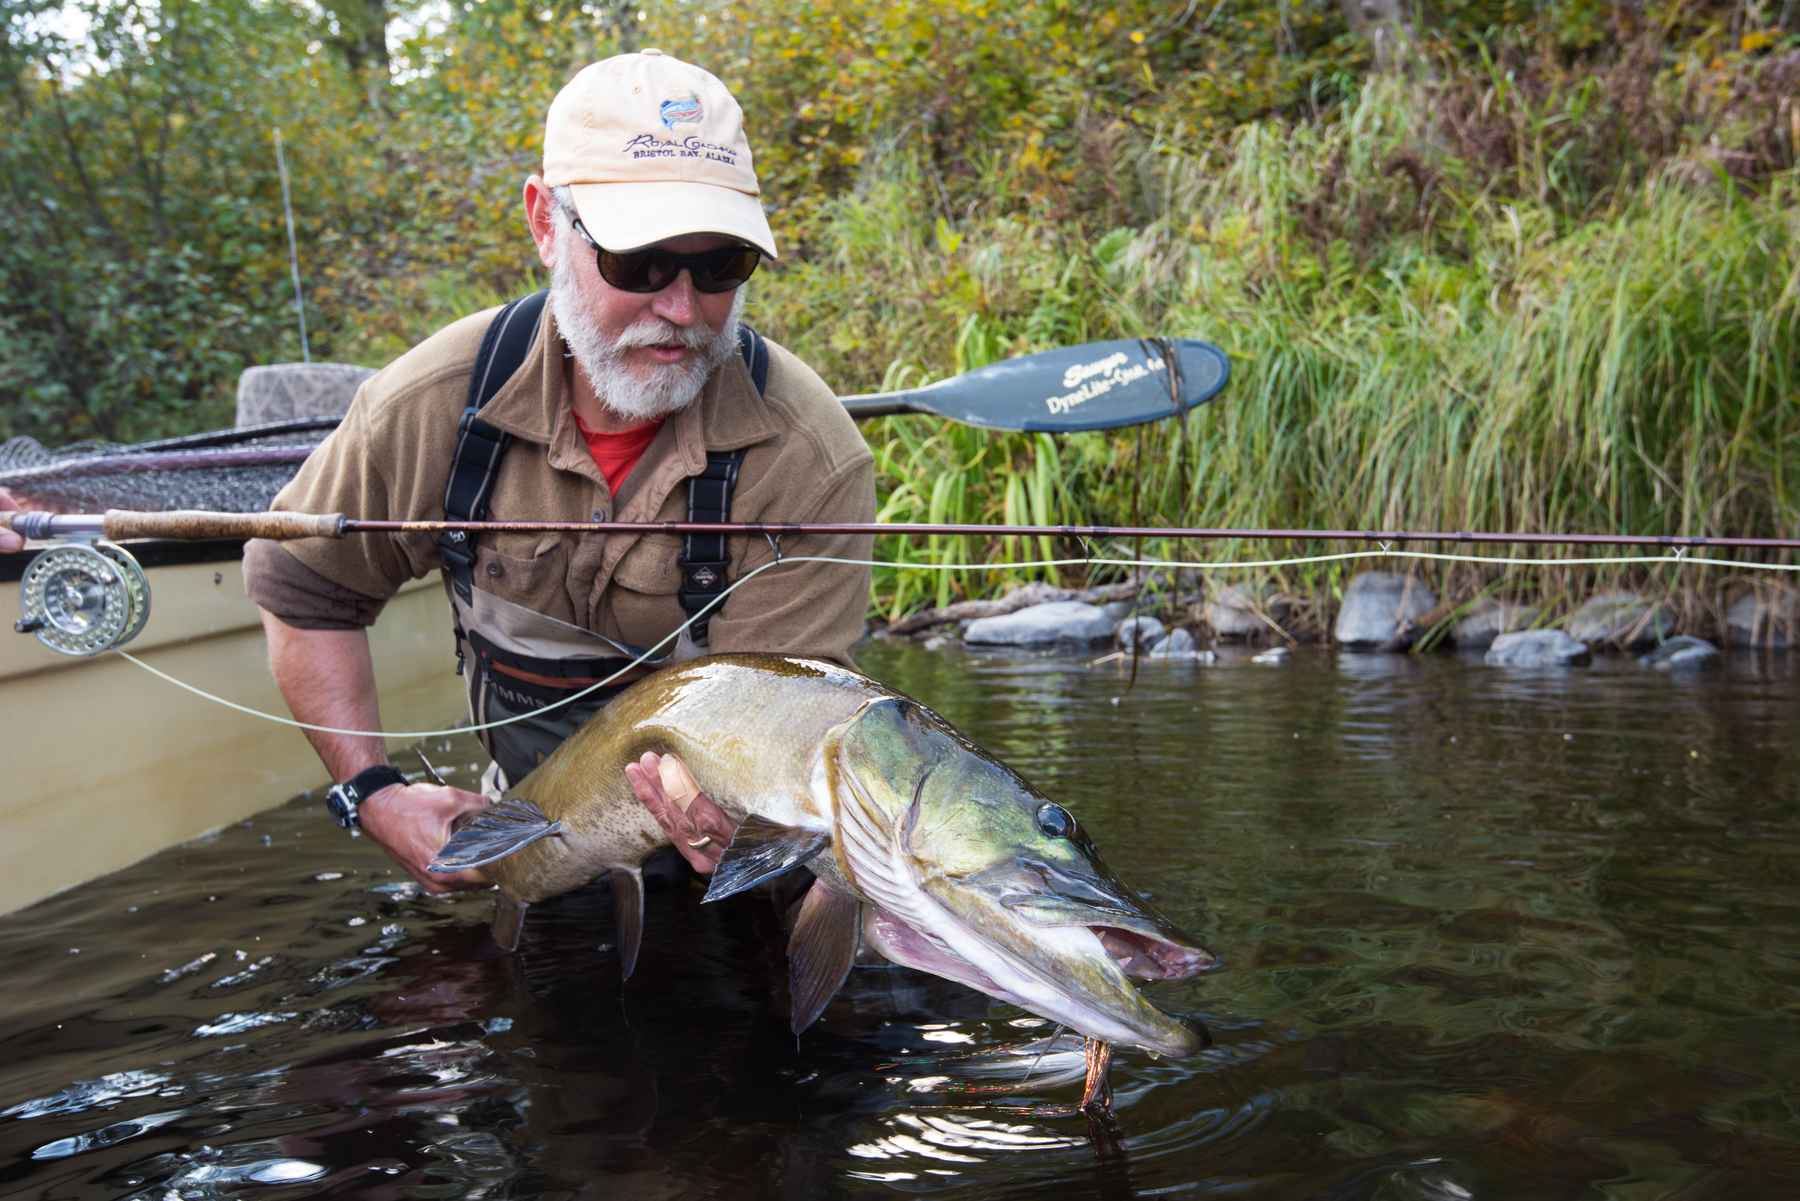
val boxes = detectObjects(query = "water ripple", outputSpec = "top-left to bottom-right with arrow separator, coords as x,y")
29,1108 -> 183,1160
2,1069 -> 174,1120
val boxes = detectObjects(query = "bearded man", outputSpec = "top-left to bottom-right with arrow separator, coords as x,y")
242,51 -> 874,891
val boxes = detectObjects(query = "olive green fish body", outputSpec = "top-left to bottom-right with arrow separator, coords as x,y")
433,652 -> 1216,1058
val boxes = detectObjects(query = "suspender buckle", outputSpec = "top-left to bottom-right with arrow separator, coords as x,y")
439,528 -> 477,603
678,560 -> 732,620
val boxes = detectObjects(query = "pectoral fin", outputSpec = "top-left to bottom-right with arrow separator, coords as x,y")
429,797 -> 563,872
612,867 -> 645,981
788,882 -> 861,1035
700,815 -> 830,904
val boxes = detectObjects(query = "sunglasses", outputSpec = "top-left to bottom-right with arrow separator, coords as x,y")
570,217 -> 761,294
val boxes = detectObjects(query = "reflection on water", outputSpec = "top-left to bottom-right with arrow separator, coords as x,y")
1,643 -> 1797,1198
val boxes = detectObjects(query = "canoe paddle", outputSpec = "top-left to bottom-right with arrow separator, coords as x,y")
841,337 -> 1229,431
26,335 -> 1231,464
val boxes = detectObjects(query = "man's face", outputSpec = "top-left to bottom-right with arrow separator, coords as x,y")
551,213 -> 745,423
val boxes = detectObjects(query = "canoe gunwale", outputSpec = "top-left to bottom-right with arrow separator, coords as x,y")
1,537 -> 249,585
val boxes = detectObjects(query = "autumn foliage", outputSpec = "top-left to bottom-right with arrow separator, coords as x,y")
1,0 -> 1794,614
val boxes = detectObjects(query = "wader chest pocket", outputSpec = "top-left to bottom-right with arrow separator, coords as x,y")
610,533 -> 689,595
474,538 -> 573,625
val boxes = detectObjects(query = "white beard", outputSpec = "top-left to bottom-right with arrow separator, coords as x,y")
550,231 -> 745,424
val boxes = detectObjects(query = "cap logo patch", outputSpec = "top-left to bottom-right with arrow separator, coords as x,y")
620,132 -> 740,167
659,92 -> 703,130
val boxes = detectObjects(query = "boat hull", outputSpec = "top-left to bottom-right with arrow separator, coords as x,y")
1,545 -> 462,915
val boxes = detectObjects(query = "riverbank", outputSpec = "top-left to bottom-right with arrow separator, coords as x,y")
871,569 -> 1798,656
784,68 -> 1797,627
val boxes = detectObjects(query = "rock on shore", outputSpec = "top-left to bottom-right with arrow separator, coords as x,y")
1452,600 -> 1540,650
1204,583 -> 1274,639
1565,591 -> 1674,648
964,601 -> 1116,646
1148,628 -> 1214,661
1638,635 -> 1720,670
1726,588 -> 1796,648
1485,630 -> 1591,667
1115,615 -> 1165,651
1334,572 -> 1437,648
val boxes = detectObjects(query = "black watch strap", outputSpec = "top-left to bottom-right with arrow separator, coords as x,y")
325,764 -> 408,830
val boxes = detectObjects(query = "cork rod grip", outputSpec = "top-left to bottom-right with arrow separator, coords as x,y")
101,509 -> 347,541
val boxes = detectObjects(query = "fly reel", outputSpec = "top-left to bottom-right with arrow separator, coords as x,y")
14,541 -> 152,656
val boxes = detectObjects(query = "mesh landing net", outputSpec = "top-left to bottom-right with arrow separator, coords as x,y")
0,422 -> 329,515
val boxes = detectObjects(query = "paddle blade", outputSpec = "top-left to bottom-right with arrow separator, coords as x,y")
841,338 -> 1229,433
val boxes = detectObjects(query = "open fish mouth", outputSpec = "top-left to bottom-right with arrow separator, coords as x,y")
861,907 -> 1215,1059
1094,927 -> 1216,980
870,912 -> 1214,986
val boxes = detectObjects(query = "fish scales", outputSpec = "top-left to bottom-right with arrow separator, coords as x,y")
483,655 -> 877,903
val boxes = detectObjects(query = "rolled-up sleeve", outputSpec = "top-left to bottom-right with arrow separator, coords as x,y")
243,539 -> 390,629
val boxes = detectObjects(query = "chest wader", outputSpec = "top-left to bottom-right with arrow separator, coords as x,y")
436,291 -> 770,787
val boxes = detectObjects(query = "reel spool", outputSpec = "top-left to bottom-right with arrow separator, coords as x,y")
14,542 -> 152,656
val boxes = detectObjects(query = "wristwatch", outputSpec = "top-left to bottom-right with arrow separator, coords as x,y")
324,765 -> 408,830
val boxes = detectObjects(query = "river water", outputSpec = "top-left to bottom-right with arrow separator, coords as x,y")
2,641 -> 1796,1199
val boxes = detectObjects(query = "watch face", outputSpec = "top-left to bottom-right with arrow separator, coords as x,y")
325,787 -> 358,829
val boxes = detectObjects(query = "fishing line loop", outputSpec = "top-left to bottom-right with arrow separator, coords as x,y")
108,545 -> 1798,742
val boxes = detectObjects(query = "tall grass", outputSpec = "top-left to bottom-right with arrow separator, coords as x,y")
752,73 -> 1800,625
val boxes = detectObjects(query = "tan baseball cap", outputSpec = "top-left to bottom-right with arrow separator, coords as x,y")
542,50 -> 778,260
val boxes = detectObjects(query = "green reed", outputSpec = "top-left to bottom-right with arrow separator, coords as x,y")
754,75 -> 1799,625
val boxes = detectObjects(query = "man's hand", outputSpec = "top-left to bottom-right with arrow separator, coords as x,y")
625,751 -> 738,874
0,488 -> 23,555
357,781 -> 493,893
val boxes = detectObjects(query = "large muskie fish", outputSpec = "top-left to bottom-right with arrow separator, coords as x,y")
431,654 -> 1215,1058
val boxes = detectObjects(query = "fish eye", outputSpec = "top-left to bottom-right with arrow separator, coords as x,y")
1035,802 -> 1075,839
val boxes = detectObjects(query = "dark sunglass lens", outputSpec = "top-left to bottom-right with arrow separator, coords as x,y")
691,247 -> 760,293
597,250 -> 664,293
597,245 -> 759,293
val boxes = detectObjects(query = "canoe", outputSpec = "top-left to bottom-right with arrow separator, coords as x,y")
0,542 -> 461,916
1,399 -> 467,916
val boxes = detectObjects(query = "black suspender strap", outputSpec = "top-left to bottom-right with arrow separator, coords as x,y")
675,323 -> 766,643
678,447 -> 746,643
440,302 -> 764,643
439,290 -> 548,603
737,322 -> 769,395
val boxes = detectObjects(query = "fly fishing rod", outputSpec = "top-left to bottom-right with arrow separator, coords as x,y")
8,509 -> 1800,550
7,507 -> 1794,658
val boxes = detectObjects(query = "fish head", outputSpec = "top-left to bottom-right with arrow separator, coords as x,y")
831,696 -> 1217,1058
